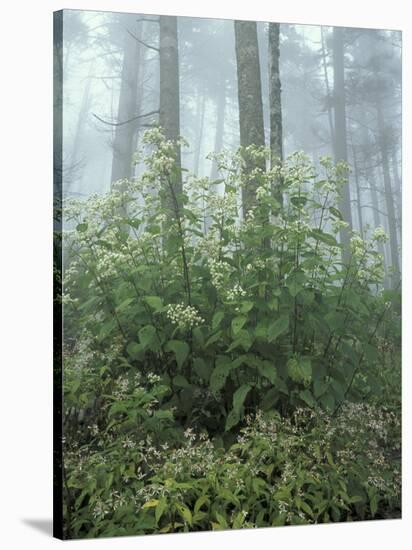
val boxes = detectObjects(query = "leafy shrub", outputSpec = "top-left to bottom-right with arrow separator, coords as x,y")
63,129 -> 397,432
64,406 -> 400,538
61,129 -> 401,537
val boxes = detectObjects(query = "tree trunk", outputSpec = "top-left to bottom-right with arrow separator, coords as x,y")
350,137 -> 363,238
391,151 -> 402,249
68,61 -> 94,194
159,15 -> 182,205
321,27 -> 335,146
268,22 -> 283,166
333,27 -> 352,255
268,22 -> 283,211
193,88 -> 206,176
210,78 -> 226,181
111,15 -> 141,186
234,20 -> 266,215
376,100 -> 400,287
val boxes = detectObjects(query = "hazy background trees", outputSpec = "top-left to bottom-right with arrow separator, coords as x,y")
61,10 -> 401,287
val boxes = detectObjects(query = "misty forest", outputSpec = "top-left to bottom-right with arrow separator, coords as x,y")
55,10 -> 402,539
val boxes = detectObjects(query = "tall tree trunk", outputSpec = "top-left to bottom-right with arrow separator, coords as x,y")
321,27 -> 335,146
268,23 -> 283,166
68,61 -> 94,194
391,151 -> 402,249
234,20 -> 266,215
268,22 -> 283,210
376,101 -> 400,287
350,137 -> 363,238
159,15 -> 182,207
333,27 -> 352,256
193,87 -> 206,176
111,15 -> 141,186
210,78 -> 226,181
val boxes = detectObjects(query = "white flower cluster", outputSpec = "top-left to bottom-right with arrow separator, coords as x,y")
372,226 -> 388,244
208,192 -> 237,216
208,258 -> 231,289
196,230 -> 220,258
147,372 -> 161,384
256,184 -> 271,201
350,233 -> 366,258
166,303 -> 204,329
331,219 -> 349,234
113,376 -> 130,400
226,283 -> 246,301
245,258 -> 266,272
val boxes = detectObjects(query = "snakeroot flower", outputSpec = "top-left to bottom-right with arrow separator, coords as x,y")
208,258 -> 231,289
166,303 -> 204,329
226,283 -> 247,301
372,226 -> 388,244
350,233 -> 366,258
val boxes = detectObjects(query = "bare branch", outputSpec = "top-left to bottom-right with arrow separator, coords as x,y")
127,30 -> 159,53
92,110 -> 159,127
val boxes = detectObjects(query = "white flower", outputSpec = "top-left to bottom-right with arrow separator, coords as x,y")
226,283 -> 247,301
166,303 -> 204,329
372,226 -> 388,244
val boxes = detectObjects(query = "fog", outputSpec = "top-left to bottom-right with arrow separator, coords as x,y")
59,10 -> 401,285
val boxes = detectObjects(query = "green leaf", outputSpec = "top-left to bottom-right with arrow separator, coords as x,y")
210,357 -> 231,395
239,301 -> 254,314
233,511 -> 247,528
233,384 -> 251,414
290,195 -> 308,208
257,361 -> 277,384
194,495 -> 210,514
175,503 -> 192,526
215,511 -> 228,529
126,342 -> 143,359
116,297 -> 134,312
225,409 -> 240,431
286,271 -> 306,297
219,488 -> 240,507
227,329 -> 253,352
193,357 -> 212,382
311,228 -> 338,247
232,315 -> 247,336
299,389 -> 316,408
138,325 -> 157,348
212,311 -> 225,330
313,378 -> 328,398
142,499 -> 159,509
320,393 -> 335,411
205,330 -> 223,348
76,222 -> 88,233
268,315 -> 289,342
287,357 -> 312,384
329,206 -> 343,220
261,387 -> 280,410
173,374 -> 190,388
165,340 -> 190,369
144,296 -> 163,312
155,497 -> 167,523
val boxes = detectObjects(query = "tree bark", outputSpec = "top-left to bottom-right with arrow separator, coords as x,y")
376,100 -> 400,287
234,20 -> 266,215
333,27 -> 352,256
210,78 -> 226,181
268,22 -> 283,167
320,27 -> 335,146
111,15 -> 141,186
193,87 -> 206,176
159,15 -> 182,204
